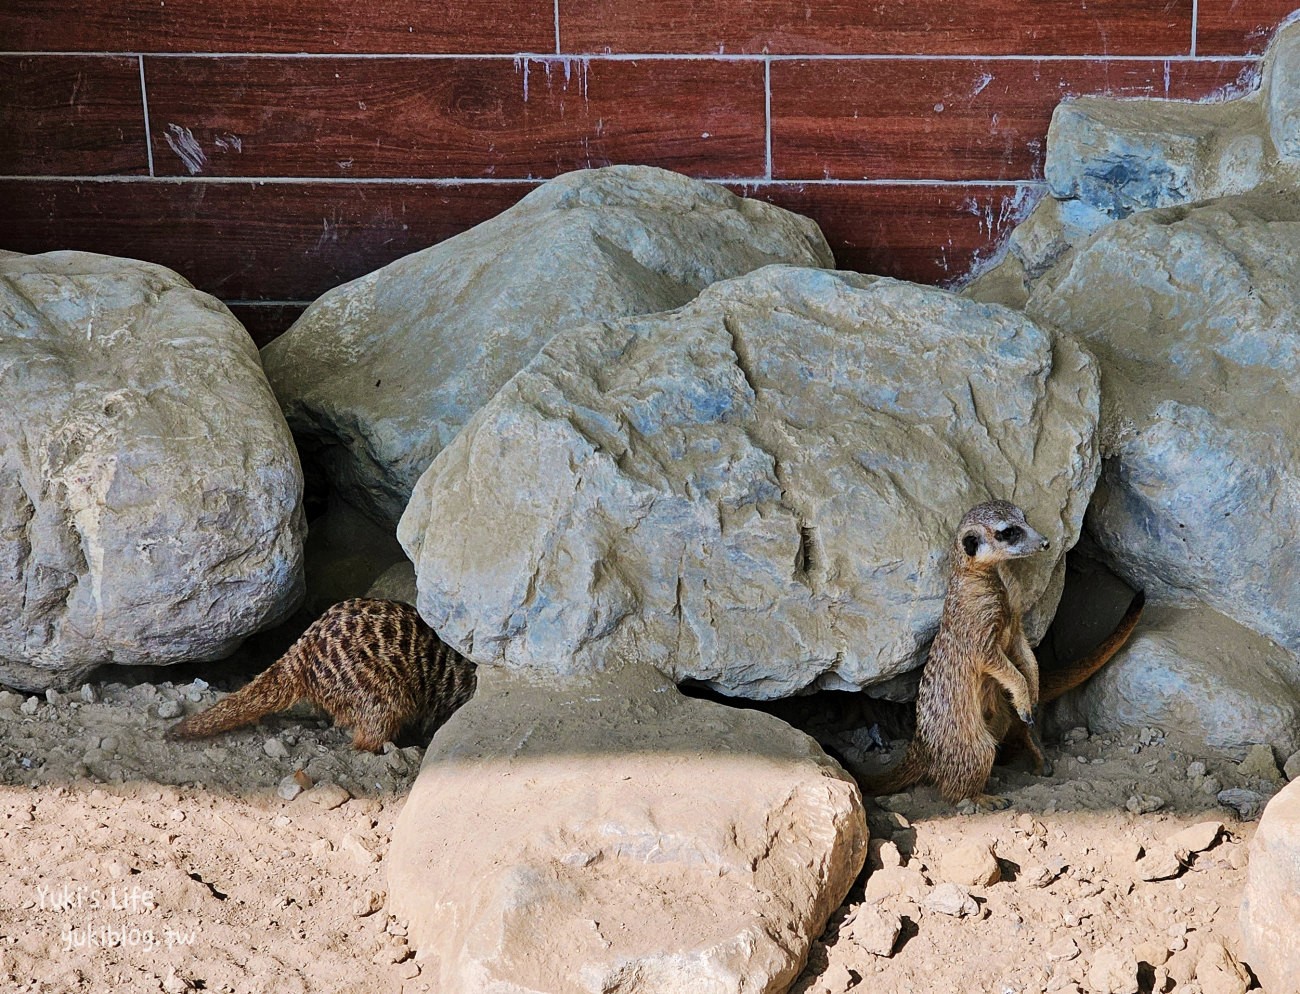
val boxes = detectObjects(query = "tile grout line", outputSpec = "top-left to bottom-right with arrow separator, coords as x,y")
0,174 -> 1050,189
554,0 -> 561,55
138,55 -> 155,177
0,50 -> 1261,63
764,56 -> 773,181
1191,0 -> 1199,57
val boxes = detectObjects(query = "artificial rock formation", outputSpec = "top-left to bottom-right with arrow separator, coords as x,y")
0,251 -> 304,691
966,17 -> 1300,754
1241,778 -> 1300,994
1028,193 -> 1300,658
261,165 -> 833,524
400,265 -> 1100,698
387,664 -> 867,994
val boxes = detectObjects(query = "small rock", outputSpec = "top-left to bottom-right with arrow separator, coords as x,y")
264,738 -> 290,759
818,961 -> 857,994
352,888 -> 386,917
940,842 -> 1001,887
1136,844 -> 1186,881
1166,821 -> 1223,854
864,865 -> 928,904
276,777 -> 303,801
922,882 -> 978,918
168,809 -> 185,823
1088,947 -> 1139,994
372,940 -> 410,965
1139,727 -> 1164,746
341,833 -> 379,865
842,904 -> 901,958
156,699 -> 183,720
309,839 -> 333,856
1217,788 -> 1265,820
1201,776 -> 1223,796
1026,863 -> 1060,888
0,690 -> 20,711
1063,726 -> 1090,744
868,838 -> 902,870
20,696 -> 39,715
99,736 -> 118,755
1194,941 -> 1250,994
1186,761 -> 1208,779
1047,936 -> 1081,962
396,959 -> 421,981
304,783 -> 351,810
272,814 -> 292,828
1126,794 -> 1165,815
1135,941 -> 1171,967
79,684 -> 98,704
1284,750 -> 1300,782
161,969 -> 191,993
1238,744 -> 1282,782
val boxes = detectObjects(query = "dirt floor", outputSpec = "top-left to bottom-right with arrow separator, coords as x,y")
0,676 -> 1284,994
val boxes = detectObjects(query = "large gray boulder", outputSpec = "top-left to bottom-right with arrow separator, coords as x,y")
1025,193 -> 1300,659
387,664 -> 868,994
0,251 -> 304,691
399,265 -> 1100,697
261,166 -> 833,524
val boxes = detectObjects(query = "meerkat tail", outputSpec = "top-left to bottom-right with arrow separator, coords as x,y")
164,661 -> 299,740
850,742 -> 927,796
1040,590 -> 1146,703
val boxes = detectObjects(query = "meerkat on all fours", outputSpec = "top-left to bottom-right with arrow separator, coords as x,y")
164,598 -> 477,752
857,499 -> 1144,811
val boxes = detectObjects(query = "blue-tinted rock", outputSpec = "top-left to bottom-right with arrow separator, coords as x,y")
399,266 -> 1100,697
261,166 -> 833,524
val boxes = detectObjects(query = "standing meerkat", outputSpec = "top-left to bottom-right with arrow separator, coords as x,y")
858,500 -> 1143,810
165,598 -> 476,752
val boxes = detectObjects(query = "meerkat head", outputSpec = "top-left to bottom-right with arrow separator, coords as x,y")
955,500 -> 1049,567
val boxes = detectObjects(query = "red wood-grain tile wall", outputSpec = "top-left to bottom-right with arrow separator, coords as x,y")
0,1 -> 1290,344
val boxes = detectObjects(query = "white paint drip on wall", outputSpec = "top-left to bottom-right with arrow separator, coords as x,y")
971,72 -> 995,97
163,124 -> 207,175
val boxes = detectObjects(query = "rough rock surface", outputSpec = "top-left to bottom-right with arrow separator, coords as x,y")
365,560 -> 417,606
1025,193 -> 1300,658
399,265 -> 1100,696
0,251 -> 304,691
1053,604 -> 1300,762
386,664 -> 867,994
969,19 -> 1300,307
1240,778 -> 1300,994
261,165 -> 833,524
1044,96 -> 1268,220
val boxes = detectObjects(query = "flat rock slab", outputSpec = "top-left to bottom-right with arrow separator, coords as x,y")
400,264 -> 1099,697
0,251 -> 304,691
1240,778 -> 1300,994
387,664 -> 867,994
262,165 -> 832,524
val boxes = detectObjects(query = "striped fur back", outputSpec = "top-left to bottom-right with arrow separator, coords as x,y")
167,598 -> 476,752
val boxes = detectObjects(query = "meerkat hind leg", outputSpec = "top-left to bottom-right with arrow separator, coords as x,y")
973,793 -> 1013,811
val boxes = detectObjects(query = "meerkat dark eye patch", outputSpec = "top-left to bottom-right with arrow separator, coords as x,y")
962,534 -> 980,556
995,526 -> 1024,544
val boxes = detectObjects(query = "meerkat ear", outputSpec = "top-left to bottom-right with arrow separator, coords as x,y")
962,533 -> 980,557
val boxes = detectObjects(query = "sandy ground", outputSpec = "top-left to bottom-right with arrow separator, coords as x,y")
0,676 -> 1284,994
